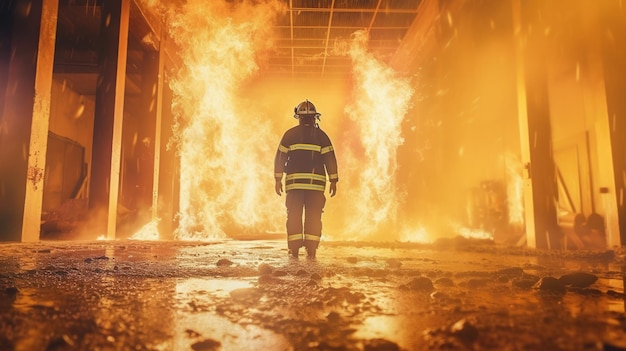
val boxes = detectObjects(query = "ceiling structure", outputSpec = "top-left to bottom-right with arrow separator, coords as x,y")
268,0 -> 423,80
53,0 -> 423,94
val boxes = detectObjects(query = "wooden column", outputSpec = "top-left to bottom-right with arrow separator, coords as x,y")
513,0 -> 561,249
0,0 -> 57,242
22,0 -> 59,242
152,38 -> 165,223
601,2 -> 626,247
157,74 -> 179,240
89,0 -> 130,240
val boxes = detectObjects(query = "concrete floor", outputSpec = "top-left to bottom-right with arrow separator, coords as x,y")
0,238 -> 625,351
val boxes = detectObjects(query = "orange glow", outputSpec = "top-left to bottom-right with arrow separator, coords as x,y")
165,0 -> 286,239
335,30 -> 414,239
135,1 -> 418,242
504,152 -> 524,227
129,219 -> 159,240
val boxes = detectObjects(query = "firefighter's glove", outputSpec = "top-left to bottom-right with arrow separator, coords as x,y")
275,179 -> 283,196
329,182 -> 337,197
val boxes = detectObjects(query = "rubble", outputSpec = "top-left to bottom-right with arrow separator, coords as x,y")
0,239 -> 625,350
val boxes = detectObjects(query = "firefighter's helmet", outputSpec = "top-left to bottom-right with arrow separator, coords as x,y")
293,99 -> 321,120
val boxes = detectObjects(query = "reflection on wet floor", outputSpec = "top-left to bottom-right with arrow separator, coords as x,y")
0,239 -> 625,350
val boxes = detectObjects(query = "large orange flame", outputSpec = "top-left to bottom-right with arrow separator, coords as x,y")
135,1 -> 416,242
166,0 -> 285,240
337,30 -> 414,239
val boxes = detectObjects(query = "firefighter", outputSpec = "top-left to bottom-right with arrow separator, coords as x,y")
274,100 -> 339,259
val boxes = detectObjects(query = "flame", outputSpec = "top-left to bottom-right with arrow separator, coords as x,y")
135,2 -> 415,242
129,219 -> 160,241
165,0 -> 285,240
337,30 -> 414,238
455,224 -> 494,240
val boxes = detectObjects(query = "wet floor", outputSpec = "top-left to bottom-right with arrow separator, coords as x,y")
1,238 -> 625,351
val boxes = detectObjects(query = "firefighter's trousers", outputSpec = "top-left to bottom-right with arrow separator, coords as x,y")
285,189 -> 326,251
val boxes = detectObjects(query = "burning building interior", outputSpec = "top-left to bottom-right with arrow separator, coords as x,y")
1,0 -> 626,350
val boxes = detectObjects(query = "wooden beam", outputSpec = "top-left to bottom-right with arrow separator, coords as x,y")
22,0 -> 60,242
89,0 -> 130,240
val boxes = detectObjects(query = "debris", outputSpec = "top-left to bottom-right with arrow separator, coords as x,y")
558,272 -> 598,288
533,277 -> 566,294
385,259 -> 402,269
327,311 -> 341,323
363,338 -> 400,351
5,287 -> 19,295
400,276 -> 434,291
45,335 -> 74,350
435,277 -> 454,286
216,258 -> 233,267
495,267 -> 524,278
185,329 -> 201,338
512,275 -> 540,289
450,319 -> 479,343
230,288 -> 262,302
272,270 -> 287,277
191,339 -> 221,351
258,263 -> 273,275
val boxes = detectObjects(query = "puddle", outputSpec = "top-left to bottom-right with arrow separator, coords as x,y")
168,312 -> 291,351
176,277 -> 254,298
10,287 -> 57,312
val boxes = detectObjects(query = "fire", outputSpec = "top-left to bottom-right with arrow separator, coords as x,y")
129,219 -> 159,241
165,0 -> 285,240
337,30 -> 414,239
135,2 -> 415,242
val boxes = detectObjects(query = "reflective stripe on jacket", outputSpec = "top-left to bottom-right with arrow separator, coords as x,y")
274,123 -> 338,192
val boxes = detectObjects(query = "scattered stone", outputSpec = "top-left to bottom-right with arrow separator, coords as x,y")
46,335 -> 74,350
607,290 -> 626,299
296,269 -> 308,276
435,277 -> 454,287
450,319 -> 479,343
272,270 -> 287,277
512,275 -> 540,289
558,272 -> 598,288
257,275 -> 279,284
430,291 -> 450,301
400,277 -> 434,291
258,263 -> 273,275
385,259 -> 402,269
185,329 -> 201,338
216,258 -> 233,267
310,273 -> 322,280
347,257 -> 358,264
191,338 -> 221,351
363,338 -> 400,351
495,267 -> 524,278
306,279 -> 318,287
230,288 -> 262,302
327,311 -> 341,322
5,287 -> 19,295
596,342 -> 626,351
533,276 -> 566,294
